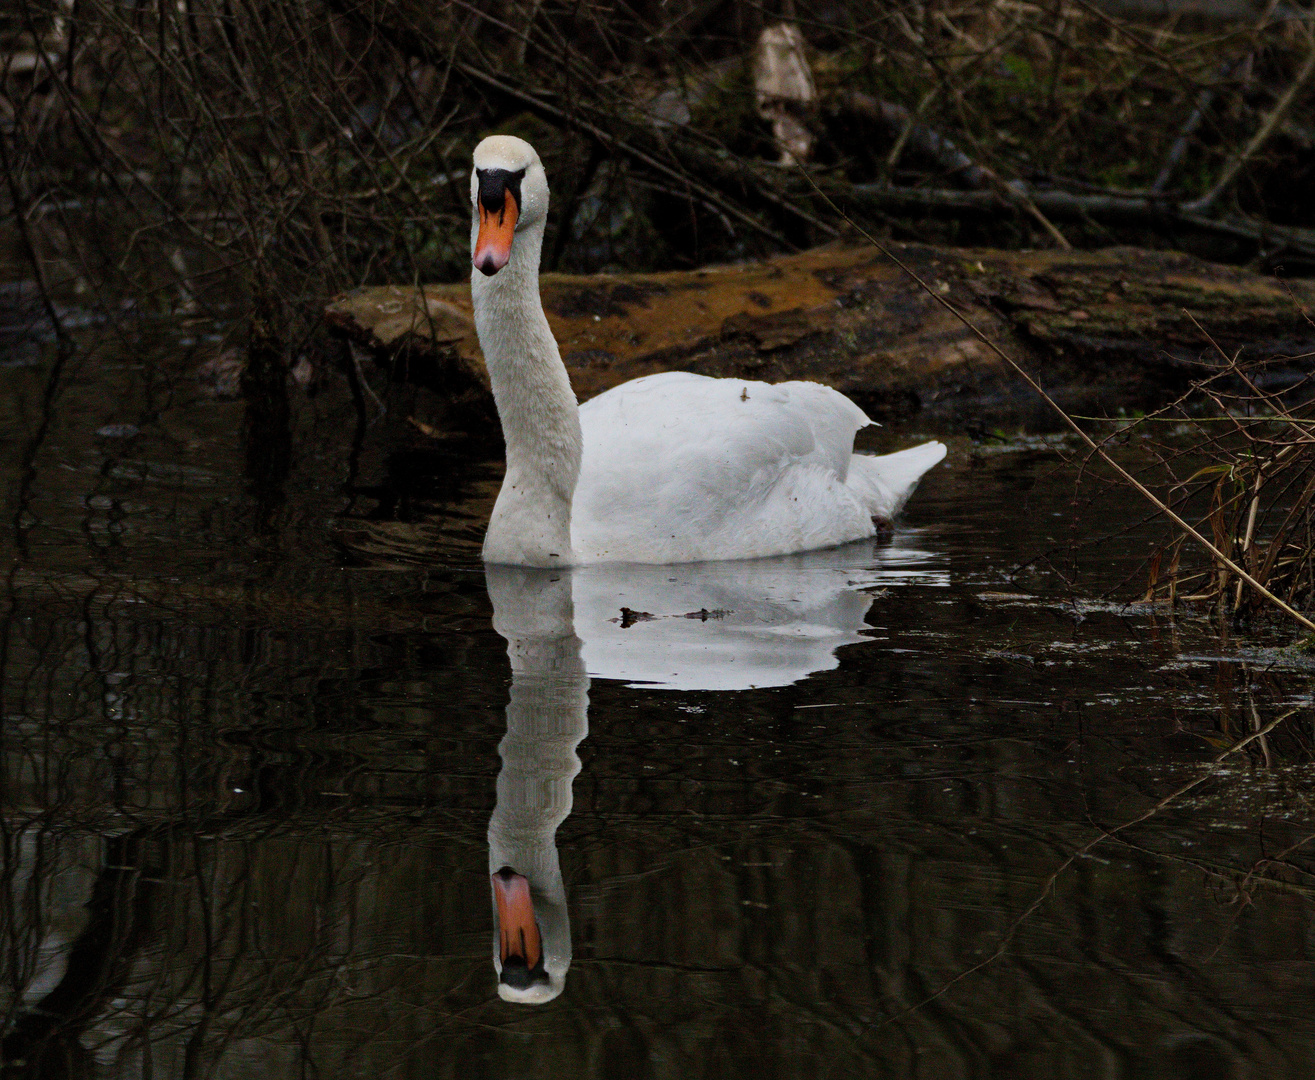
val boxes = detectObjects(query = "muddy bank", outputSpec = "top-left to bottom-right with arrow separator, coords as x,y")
324,243 -> 1315,431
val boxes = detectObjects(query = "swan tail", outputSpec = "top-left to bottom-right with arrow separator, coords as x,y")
846,441 -> 947,522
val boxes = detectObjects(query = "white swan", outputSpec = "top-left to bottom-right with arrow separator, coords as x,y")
470,135 -> 947,567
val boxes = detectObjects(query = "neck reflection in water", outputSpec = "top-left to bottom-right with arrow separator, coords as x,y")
484,535 -> 944,1004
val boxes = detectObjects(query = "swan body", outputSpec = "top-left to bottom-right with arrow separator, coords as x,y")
471,135 -> 946,567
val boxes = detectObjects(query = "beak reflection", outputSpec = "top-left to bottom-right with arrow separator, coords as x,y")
492,866 -> 549,990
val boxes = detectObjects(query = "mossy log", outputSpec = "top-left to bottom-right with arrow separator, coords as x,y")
323,244 -> 1315,430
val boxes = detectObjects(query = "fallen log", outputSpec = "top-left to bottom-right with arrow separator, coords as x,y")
323,243 -> 1315,432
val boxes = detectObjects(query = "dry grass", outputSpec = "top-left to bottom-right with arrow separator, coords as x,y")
1114,303 -> 1315,621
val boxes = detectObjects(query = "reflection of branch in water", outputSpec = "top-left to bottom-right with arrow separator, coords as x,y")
1102,834 -> 1315,904
880,707 -> 1299,1028
1,827 -> 155,1077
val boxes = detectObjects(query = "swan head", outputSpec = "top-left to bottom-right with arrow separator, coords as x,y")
491,865 -> 570,1004
471,136 -> 549,277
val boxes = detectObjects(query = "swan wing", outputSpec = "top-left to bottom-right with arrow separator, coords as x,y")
572,373 -> 876,562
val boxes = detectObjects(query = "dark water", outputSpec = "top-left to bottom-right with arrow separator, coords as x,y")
3,323 -> 1315,1078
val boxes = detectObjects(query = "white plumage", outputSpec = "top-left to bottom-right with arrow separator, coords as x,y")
574,372 -> 944,562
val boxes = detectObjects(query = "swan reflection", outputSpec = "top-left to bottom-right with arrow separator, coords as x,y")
485,567 -> 587,1004
484,536 -> 944,1003
574,533 -> 945,690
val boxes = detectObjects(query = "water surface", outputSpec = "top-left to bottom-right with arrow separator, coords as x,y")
2,324 -> 1314,1077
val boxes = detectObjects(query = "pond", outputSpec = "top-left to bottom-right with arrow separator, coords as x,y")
2,315 -> 1315,1078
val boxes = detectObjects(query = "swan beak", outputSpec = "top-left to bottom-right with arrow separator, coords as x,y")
474,188 -> 519,277
493,867 -> 547,989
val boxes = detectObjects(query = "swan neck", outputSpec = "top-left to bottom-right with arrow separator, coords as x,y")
472,218 -> 582,566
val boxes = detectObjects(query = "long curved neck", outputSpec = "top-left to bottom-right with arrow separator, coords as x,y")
472,220 -> 582,566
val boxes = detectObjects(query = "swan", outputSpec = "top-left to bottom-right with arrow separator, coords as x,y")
470,134 -> 946,567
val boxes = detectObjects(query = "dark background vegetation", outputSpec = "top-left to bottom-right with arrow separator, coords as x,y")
3,0 -> 1315,351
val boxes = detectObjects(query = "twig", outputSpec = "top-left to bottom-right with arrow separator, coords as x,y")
983,171 -> 1072,250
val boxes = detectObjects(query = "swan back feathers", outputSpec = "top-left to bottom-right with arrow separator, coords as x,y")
571,372 -> 883,563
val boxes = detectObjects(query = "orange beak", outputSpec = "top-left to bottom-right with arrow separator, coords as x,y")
493,867 -> 543,979
474,189 -> 518,277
